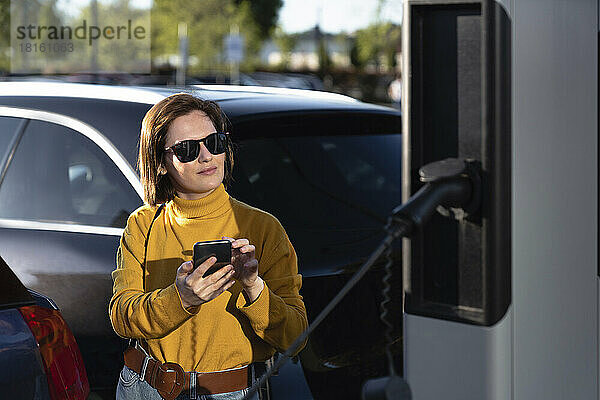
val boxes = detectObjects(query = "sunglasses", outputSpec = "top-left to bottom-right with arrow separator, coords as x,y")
164,132 -> 228,163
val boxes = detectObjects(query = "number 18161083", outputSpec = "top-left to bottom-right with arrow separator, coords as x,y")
19,42 -> 74,53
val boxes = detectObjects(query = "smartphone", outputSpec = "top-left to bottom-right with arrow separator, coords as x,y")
193,240 -> 232,278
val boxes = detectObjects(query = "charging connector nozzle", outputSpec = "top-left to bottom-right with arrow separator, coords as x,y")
391,158 -> 480,234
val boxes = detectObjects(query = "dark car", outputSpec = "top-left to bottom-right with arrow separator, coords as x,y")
0,254 -> 89,399
0,81 -> 402,399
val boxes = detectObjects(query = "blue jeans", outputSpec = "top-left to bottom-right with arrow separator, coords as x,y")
116,365 -> 260,400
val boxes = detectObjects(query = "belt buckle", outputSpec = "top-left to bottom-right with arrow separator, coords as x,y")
156,362 -> 185,400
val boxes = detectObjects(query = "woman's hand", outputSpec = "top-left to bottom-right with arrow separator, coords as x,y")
222,236 -> 264,303
175,258 -> 236,309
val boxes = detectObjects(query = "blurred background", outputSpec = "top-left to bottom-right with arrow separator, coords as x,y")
0,0 -> 402,108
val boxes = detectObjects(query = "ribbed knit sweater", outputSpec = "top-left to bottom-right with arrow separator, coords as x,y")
109,183 -> 308,372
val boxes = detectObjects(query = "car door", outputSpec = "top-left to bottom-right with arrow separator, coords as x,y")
0,108 -> 143,391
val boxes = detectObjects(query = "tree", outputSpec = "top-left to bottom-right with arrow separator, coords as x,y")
317,34 -> 331,74
65,0 -> 150,73
355,22 -> 400,72
152,0 -> 235,71
151,0 -> 278,73
0,0 -> 10,73
9,0 -> 69,73
273,27 -> 298,69
384,24 -> 401,70
232,0 -> 282,40
349,39 -> 363,70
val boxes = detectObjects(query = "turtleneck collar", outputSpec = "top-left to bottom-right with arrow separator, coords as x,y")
170,184 -> 231,219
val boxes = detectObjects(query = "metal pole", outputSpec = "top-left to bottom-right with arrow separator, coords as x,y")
230,25 -> 240,85
176,22 -> 188,86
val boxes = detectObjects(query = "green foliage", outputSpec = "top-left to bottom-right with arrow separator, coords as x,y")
10,0 -> 70,73
7,0 -> 151,73
77,0 -> 150,72
151,0 -> 277,73
355,22 -> 400,71
1,0 -> 398,76
233,0 -> 282,40
273,27 -> 298,69
384,24 -> 401,70
2,0 -> 283,75
0,0 -> 9,73
349,40 -> 363,70
235,0 -> 265,70
318,36 -> 331,73
152,0 -> 234,71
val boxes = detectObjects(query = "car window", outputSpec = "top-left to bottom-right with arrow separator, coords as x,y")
0,116 -> 23,168
229,134 -> 401,269
0,119 -> 142,227
233,134 -> 401,222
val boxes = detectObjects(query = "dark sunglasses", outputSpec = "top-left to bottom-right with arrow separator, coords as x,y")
164,132 -> 228,163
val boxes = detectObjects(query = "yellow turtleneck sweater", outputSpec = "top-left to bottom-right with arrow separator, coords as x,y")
109,184 -> 308,372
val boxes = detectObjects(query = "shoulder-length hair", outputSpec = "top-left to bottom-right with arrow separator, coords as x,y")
138,93 -> 234,206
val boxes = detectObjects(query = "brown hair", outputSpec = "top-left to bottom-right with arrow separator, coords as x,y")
138,93 -> 234,206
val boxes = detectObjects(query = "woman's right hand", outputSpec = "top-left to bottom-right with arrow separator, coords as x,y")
175,258 -> 236,309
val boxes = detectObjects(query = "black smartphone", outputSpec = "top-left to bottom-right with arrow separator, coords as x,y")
193,240 -> 232,278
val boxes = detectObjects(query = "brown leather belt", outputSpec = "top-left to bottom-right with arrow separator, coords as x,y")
124,346 -> 249,400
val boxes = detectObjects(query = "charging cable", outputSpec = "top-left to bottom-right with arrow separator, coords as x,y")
243,158 -> 480,400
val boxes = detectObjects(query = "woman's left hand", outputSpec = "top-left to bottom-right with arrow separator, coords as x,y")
222,237 -> 264,302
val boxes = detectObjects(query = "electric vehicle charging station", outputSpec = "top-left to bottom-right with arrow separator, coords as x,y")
244,1 -> 597,398
401,0 -> 598,399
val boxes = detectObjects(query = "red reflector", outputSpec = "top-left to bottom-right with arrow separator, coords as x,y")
19,305 -> 90,400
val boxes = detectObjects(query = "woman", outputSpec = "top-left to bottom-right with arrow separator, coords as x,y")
109,93 -> 308,400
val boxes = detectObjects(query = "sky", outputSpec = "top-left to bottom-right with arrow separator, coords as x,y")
278,0 -> 403,34
54,0 -> 403,34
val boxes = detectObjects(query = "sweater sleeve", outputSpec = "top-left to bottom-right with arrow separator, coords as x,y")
109,209 -> 195,340
235,223 -> 308,355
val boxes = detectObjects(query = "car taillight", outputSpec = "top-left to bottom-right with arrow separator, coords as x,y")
18,305 -> 90,400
